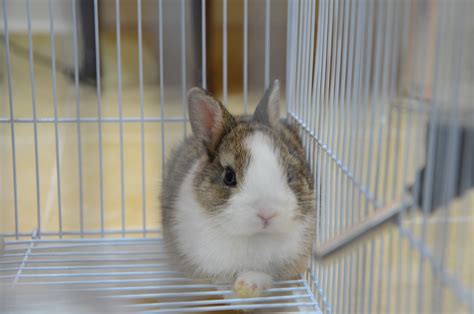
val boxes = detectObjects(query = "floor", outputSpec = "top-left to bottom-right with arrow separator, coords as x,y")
1,32 -> 473,313
0,32 -> 264,238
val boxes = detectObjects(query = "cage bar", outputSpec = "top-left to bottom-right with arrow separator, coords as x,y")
25,0 -> 41,243
92,0 -> 105,236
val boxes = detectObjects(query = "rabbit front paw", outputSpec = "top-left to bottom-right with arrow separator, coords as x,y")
233,271 -> 273,298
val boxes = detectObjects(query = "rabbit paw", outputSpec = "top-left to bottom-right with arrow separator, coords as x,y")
233,271 -> 273,298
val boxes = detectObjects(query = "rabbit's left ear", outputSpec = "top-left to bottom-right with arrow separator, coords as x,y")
253,80 -> 280,128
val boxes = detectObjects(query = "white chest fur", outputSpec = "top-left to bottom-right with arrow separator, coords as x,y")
172,161 -> 306,281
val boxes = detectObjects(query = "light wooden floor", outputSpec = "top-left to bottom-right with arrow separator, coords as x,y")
1,32 -> 167,236
0,31 -> 277,238
1,32 -> 472,313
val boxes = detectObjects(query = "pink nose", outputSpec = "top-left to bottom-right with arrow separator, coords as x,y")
257,211 -> 277,228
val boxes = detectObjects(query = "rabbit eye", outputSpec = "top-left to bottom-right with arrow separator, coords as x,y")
223,167 -> 237,187
287,173 -> 295,184
287,166 -> 297,184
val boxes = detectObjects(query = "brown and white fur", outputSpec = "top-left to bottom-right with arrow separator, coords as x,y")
161,80 -> 315,297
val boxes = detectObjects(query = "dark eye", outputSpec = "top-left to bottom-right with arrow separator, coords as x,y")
287,173 -> 295,184
287,166 -> 297,184
223,167 -> 237,187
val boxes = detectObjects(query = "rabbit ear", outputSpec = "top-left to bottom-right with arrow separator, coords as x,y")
253,79 -> 280,128
188,87 -> 236,156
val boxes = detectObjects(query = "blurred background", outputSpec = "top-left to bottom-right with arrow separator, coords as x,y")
0,0 -> 287,236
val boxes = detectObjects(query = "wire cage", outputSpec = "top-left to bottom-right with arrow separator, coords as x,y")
1,0 -> 473,313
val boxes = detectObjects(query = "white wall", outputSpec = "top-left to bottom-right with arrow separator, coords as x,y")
0,0 -> 73,33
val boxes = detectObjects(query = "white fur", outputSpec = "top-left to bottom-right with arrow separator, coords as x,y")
173,132 -> 306,281
225,132 -> 298,235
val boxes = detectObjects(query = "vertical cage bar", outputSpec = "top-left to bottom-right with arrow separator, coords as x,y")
243,0 -> 248,114
302,0 -> 310,125
382,0 -> 401,203
317,0 -> 328,144
356,0 -> 373,219
307,0 -> 317,168
350,0 -> 364,226
417,1 -> 447,311
294,3 -> 304,119
327,0 -> 338,241
2,0 -> 19,239
321,0 -> 332,244
180,0 -> 187,136
395,0 -> 411,310
201,0 -> 207,89
72,0 -> 84,236
93,0 -> 105,236
315,0 -> 327,254
313,0 -> 324,301
289,1 -> 301,114
305,0 -> 312,152
333,1 -> 344,310
309,0 -> 321,302
158,0 -> 166,177
223,0 -> 228,105
26,0 -> 41,242
49,0 -> 62,238
296,0 -> 304,121
373,0 -> 391,311
339,0 -> 349,236
364,0 -> 384,215
137,0 -> 147,235
366,1 -> 387,311
287,0 -> 299,116
389,2 -> 404,205
316,0 -> 325,252
115,0 -> 126,236
357,0 -> 375,311
296,0 -> 305,120
314,0 -> 324,141
383,1 -> 403,307
264,0 -> 271,89
323,0 -> 334,245
404,2 -> 431,311
371,0 -> 389,210
303,0 -> 311,125
301,0 -> 309,165
345,0 -> 358,310
333,0 -> 343,239
322,0 -> 334,306
338,0 -> 350,311
349,1 -> 366,309
375,1 -> 397,312
311,0 -> 322,149
431,3 -> 463,312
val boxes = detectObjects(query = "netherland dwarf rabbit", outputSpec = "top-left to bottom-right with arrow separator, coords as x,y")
161,80 -> 315,298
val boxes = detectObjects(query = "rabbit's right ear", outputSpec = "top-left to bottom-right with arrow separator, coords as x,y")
188,88 -> 236,157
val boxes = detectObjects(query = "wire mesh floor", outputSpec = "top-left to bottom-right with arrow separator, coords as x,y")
0,237 -> 321,313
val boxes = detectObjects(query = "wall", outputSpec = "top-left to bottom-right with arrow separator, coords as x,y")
0,0 -> 73,33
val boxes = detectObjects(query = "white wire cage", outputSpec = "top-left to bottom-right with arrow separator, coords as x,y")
1,0 -> 473,313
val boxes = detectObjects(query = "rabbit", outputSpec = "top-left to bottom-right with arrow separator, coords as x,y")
161,79 -> 315,298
